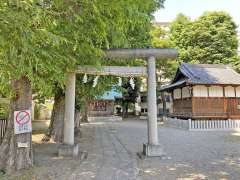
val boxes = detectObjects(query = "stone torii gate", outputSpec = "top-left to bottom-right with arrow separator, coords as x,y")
59,48 -> 177,157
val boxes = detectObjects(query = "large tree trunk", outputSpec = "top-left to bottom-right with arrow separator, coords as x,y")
74,110 -> 81,136
81,100 -> 89,123
43,88 -> 82,143
42,90 -> 65,143
122,103 -> 129,117
74,110 -> 81,129
0,76 -> 33,173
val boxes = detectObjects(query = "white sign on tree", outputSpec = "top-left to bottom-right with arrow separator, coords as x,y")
14,110 -> 32,134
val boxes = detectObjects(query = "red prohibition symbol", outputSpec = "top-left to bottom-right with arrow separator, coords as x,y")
16,111 -> 30,125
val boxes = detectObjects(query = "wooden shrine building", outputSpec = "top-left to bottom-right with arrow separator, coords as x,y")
88,88 -> 122,116
161,63 -> 240,119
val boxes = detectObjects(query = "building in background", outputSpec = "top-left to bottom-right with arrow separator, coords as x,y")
139,90 -> 172,118
88,88 -> 122,117
139,74 -> 173,118
161,63 -> 240,120
154,22 -> 170,31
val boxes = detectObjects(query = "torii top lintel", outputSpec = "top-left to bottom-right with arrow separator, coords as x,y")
104,48 -> 177,59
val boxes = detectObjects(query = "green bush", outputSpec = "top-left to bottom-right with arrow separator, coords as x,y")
0,105 -> 9,119
34,104 -> 41,120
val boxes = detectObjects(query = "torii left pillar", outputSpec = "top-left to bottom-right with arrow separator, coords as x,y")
58,72 -> 79,157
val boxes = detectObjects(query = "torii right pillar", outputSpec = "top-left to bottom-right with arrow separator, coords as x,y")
143,56 -> 165,156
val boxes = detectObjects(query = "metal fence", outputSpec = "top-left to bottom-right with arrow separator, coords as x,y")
0,119 -> 7,144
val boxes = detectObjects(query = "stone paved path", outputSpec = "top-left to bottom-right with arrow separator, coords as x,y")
76,122 -> 138,180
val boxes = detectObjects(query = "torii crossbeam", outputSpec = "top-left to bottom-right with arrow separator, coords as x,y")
76,65 -> 147,77
59,48 -> 177,157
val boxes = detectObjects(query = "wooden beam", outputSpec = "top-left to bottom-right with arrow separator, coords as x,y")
75,65 -> 147,77
104,48 -> 177,60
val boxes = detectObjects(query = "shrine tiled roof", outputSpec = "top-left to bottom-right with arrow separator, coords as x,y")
161,63 -> 240,91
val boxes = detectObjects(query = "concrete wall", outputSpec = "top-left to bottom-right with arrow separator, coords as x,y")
165,117 -> 189,129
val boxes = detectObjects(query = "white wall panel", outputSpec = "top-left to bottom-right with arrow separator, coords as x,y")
236,87 -> 240,97
173,88 -> 181,99
209,86 -> 223,97
224,86 -> 235,97
193,85 -> 208,97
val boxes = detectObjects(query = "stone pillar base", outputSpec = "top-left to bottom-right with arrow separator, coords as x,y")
58,144 -> 79,157
143,143 -> 165,157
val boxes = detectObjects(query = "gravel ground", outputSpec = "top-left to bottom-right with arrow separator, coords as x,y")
3,119 -> 240,180
113,120 -> 240,180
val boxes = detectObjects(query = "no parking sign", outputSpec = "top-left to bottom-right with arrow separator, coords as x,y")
14,110 -> 32,134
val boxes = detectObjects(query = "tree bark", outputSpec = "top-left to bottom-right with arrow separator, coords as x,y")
42,91 -> 65,143
43,89 -> 82,143
122,103 -> 129,117
0,76 -> 33,173
74,110 -> 81,136
81,100 -> 89,123
74,110 -> 81,129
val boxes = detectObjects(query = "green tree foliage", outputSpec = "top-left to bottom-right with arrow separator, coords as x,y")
0,0 -> 164,99
151,25 -> 173,48
170,12 -> 238,65
0,103 -> 9,119
0,0 -> 166,171
0,0 -> 165,124
71,0 -> 165,113
0,1 -> 64,97
75,75 -> 116,111
150,25 -> 177,85
122,78 -> 141,116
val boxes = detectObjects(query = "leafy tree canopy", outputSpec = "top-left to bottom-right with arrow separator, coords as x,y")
170,11 -> 238,65
150,25 -> 177,85
0,0 -> 164,98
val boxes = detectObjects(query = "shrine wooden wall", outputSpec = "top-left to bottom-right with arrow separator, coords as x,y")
172,98 -> 192,117
172,97 -> 240,119
192,97 -> 240,119
88,100 -> 114,116
170,85 -> 240,119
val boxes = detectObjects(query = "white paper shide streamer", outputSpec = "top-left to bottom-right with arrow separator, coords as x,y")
93,76 -> 99,87
83,74 -> 88,83
118,77 -> 122,86
129,77 -> 135,89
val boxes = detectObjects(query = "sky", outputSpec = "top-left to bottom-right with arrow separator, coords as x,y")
154,0 -> 240,26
